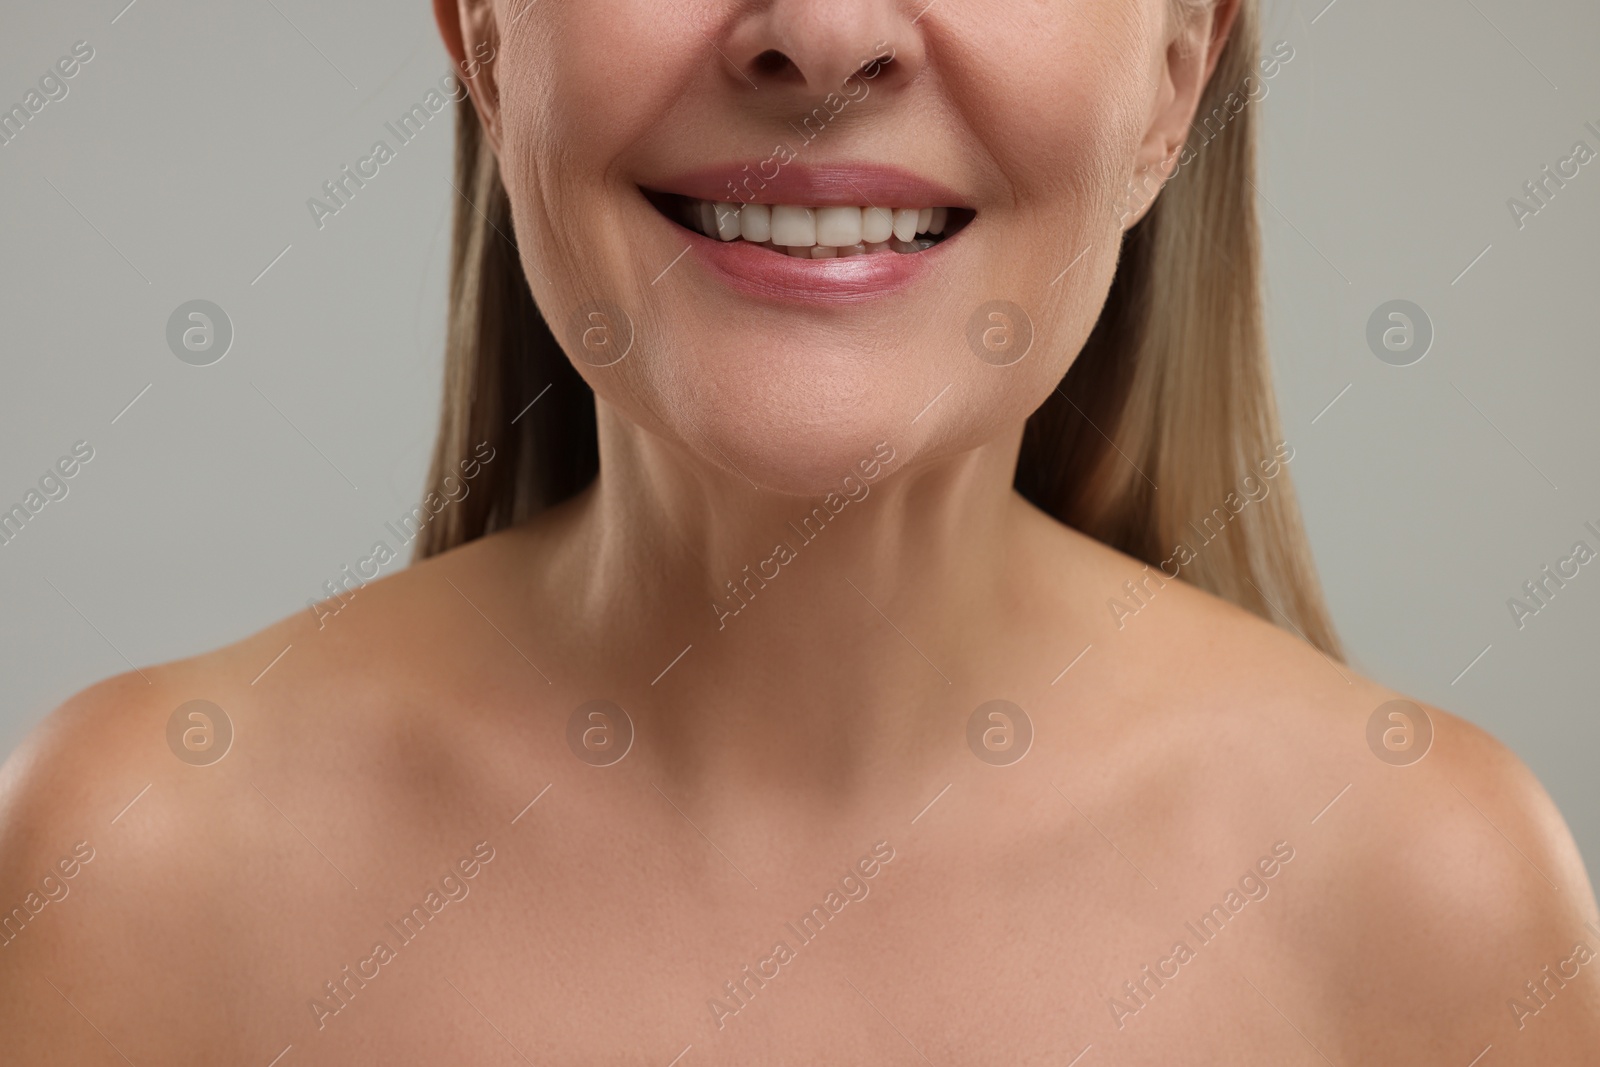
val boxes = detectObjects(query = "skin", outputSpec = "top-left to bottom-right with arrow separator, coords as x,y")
2,0 -> 1598,1063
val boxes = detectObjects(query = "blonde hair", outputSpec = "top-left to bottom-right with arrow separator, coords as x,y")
415,0 -> 1342,658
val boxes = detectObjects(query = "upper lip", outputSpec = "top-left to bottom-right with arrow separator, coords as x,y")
642,161 -> 971,209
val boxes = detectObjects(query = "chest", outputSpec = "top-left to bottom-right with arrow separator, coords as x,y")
255,812 -> 1324,1067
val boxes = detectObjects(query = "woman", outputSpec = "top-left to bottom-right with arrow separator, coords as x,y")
2,0 -> 1595,1062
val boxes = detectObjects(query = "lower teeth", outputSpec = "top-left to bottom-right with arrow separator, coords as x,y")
773,238 -> 936,257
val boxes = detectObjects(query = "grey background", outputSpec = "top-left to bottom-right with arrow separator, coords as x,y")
1,1 -> 1595,871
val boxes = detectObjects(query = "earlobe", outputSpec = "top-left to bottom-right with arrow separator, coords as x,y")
1117,140 -> 1183,232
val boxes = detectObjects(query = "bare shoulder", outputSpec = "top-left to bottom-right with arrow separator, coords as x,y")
0,524 -> 529,883
1043,519 -> 1600,1061
0,644 -> 265,885
0,650 -> 269,1060
1293,695 -> 1600,1062
0,531 -> 532,1060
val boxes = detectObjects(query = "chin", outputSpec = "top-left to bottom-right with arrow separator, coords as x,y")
659,365 -> 911,497
727,432 -> 904,500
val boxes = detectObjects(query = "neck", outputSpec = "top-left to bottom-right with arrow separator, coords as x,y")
531,400 -> 1056,789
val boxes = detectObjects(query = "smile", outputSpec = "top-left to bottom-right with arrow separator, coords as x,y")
644,190 -> 974,258
638,162 -> 974,303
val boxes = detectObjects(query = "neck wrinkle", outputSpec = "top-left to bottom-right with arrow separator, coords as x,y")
540,401 -> 1038,790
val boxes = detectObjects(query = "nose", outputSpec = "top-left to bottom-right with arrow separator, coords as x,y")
720,0 -> 925,96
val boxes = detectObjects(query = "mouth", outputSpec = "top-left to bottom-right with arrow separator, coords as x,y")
641,189 -> 976,259
638,162 -> 975,303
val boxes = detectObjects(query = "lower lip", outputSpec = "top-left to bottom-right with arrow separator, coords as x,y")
679,226 -> 952,306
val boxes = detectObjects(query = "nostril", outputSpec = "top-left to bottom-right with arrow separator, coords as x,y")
752,49 -> 793,77
860,54 -> 893,78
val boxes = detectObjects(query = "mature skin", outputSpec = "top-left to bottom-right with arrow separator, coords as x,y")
2,0 -> 1597,1063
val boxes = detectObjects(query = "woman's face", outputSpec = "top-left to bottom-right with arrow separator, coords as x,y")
466,0 -> 1199,493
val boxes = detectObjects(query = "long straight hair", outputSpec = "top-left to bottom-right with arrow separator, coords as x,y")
414,0 -> 1343,658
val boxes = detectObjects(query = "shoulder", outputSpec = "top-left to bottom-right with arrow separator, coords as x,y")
0,656 -> 259,1056
0,518 -> 545,879
1046,523 -> 1600,1057
0,525 -> 521,857
0,531 -> 531,1055
1294,702 -> 1600,1059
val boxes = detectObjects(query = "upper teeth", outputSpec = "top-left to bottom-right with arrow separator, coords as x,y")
691,199 -> 950,251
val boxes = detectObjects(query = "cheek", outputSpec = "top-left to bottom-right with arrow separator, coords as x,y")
499,0 -> 670,141
496,1 -> 684,280
963,4 -> 1157,236
934,7 -> 1158,415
